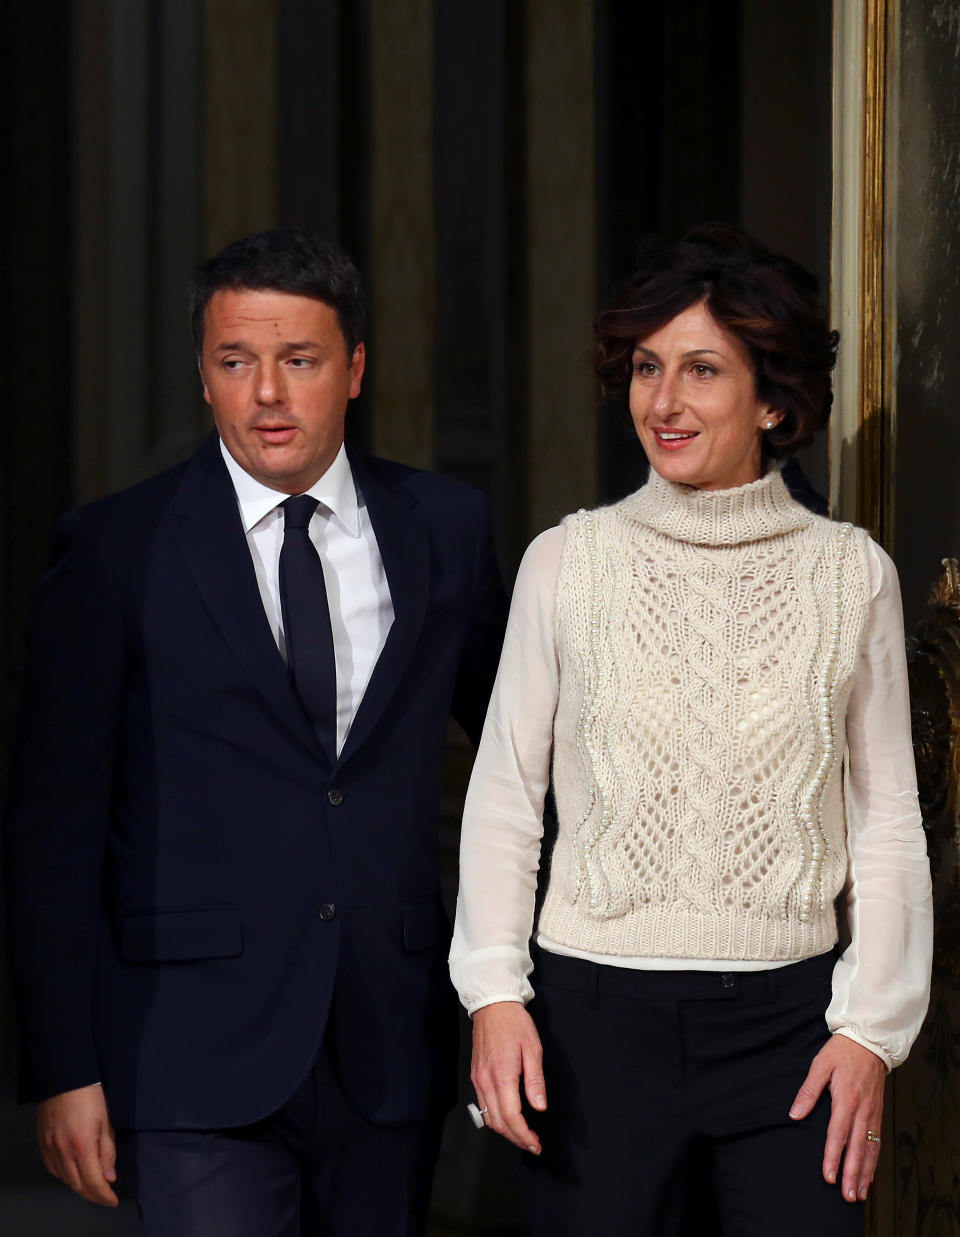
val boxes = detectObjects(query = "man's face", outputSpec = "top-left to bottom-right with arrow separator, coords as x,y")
199,288 -> 365,494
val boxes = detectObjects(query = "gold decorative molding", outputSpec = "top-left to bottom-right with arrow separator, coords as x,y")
856,0 -> 895,546
830,0 -> 898,543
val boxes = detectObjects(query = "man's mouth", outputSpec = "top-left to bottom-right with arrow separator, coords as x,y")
253,424 -> 297,443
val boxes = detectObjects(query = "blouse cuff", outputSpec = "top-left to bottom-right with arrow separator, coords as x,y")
449,946 -> 534,1016
830,1026 -> 895,1073
468,993 -> 531,1017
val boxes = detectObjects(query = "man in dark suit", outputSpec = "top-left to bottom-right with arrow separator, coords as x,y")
4,229 -> 507,1235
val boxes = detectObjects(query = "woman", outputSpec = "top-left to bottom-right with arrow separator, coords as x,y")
449,224 -> 932,1236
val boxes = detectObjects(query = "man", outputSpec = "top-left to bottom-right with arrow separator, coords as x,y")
4,229 -> 507,1235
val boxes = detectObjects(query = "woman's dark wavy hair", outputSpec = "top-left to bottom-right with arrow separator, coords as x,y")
592,223 -> 839,457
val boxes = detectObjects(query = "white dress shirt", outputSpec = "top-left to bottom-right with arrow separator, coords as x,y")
220,439 -> 394,755
450,524 -> 932,1069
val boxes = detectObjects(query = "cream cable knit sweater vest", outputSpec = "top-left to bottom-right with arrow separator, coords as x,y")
538,466 -> 873,962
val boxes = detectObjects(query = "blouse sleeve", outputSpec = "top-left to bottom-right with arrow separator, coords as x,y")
826,540 -> 933,1069
449,525 -> 566,1015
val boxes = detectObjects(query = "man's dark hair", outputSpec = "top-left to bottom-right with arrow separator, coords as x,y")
189,228 -> 366,356
592,223 -> 839,458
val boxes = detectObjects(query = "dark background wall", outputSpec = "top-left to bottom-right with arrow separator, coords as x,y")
0,2 -> 836,1232
891,0 -> 960,629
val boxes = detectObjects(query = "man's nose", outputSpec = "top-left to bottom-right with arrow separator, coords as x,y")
255,362 -> 286,405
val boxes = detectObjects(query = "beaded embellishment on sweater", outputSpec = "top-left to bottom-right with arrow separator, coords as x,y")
541,468 -> 873,963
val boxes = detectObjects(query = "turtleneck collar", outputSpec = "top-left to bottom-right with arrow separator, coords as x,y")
624,464 -> 815,547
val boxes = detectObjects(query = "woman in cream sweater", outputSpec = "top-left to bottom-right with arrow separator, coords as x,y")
450,224 -> 932,1236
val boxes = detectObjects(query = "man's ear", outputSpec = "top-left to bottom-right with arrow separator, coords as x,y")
349,342 -> 366,400
197,357 -> 212,406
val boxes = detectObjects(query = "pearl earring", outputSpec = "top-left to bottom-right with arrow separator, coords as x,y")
764,420 -> 776,430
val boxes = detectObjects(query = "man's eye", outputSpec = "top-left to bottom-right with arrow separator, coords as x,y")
288,357 -> 314,368
222,359 -> 244,370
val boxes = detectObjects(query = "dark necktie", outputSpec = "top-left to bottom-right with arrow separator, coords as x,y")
278,495 -> 337,760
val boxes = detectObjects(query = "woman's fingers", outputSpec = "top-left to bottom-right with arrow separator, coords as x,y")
822,1093 -> 854,1189
471,1001 -> 546,1153
485,1067 -> 541,1153
522,1041 -> 548,1112
856,1121 -> 884,1201
845,1111 -> 884,1203
793,1034 -> 886,1200
789,1054 -> 830,1122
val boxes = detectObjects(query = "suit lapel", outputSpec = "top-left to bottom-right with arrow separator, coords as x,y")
171,433 -> 321,760
337,449 -> 430,767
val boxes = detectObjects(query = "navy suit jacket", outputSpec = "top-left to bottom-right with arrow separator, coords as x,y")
4,432 -> 507,1130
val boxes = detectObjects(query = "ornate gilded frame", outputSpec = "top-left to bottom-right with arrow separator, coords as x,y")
830,0 -> 896,546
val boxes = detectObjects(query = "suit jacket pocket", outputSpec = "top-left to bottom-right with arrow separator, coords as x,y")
402,900 -> 441,952
118,905 -> 243,962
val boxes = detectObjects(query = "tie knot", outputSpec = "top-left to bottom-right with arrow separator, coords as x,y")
282,495 -> 319,531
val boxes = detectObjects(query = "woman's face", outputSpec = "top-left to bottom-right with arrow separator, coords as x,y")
629,300 -> 781,491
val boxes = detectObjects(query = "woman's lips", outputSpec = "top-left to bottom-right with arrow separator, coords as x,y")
652,428 -> 699,451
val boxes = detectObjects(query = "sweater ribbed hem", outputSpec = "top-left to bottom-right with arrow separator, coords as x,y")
538,895 -> 839,962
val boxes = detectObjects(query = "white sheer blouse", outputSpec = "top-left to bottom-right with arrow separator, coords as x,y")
450,524 -> 933,1070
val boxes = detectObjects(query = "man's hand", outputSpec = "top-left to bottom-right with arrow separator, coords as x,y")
789,1034 -> 886,1203
37,1084 -> 119,1207
471,1001 -> 547,1154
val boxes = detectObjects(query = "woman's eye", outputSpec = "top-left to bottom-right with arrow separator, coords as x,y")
692,364 -> 713,377
634,361 -> 657,377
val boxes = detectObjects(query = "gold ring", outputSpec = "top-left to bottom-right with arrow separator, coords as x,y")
866,1130 -> 881,1144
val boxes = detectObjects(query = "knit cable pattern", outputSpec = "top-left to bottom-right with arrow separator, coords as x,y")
542,467 -> 873,962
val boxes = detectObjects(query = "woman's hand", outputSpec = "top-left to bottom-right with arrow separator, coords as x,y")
789,1033 -> 886,1202
471,1000 -> 547,1154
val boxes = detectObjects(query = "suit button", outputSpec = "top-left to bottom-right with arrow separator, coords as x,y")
327,788 -> 343,806
319,903 -> 337,921
721,973 -> 735,990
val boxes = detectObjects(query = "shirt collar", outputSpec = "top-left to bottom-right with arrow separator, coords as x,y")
219,438 -> 361,537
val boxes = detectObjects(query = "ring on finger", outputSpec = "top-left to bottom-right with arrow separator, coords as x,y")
865,1130 -> 881,1144
466,1102 -> 489,1130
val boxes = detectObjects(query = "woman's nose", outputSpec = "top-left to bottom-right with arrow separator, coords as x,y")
652,371 -> 682,416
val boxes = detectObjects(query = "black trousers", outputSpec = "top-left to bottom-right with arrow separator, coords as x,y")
115,1040 -> 442,1237
521,950 -> 864,1237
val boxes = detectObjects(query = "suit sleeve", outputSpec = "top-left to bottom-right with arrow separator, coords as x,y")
3,510 -> 126,1101
450,493 -> 509,747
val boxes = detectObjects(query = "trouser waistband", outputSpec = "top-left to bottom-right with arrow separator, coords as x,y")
533,947 -> 837,1003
